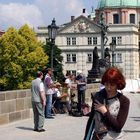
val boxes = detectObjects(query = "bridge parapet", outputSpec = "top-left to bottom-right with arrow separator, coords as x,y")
0,83 -> 99,125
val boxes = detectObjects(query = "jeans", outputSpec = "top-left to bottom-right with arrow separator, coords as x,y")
45,94 -> 53,117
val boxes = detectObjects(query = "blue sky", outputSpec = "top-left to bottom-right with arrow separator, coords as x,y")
0,0 -> 99,30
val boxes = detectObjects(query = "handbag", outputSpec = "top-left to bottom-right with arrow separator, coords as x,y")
91,90 -> 108,139
94,112 -> 108,135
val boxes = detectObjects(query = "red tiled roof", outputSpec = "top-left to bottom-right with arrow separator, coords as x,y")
0,31 -> 5,36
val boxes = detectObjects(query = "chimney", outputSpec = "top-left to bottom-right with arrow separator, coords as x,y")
82,8 -> 86,16
83,8 -> 86,14
71,16 -> 75,22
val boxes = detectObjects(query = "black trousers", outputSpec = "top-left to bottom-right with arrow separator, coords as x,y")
77,90 -> 85,112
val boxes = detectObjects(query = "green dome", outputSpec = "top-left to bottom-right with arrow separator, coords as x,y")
97,0 -> 140,8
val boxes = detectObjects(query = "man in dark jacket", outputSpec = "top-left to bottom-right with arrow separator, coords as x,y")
76,70 -> 87,114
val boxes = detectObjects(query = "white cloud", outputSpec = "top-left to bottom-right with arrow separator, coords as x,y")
0,0 -> 87,30
35,0 -> 85,25
0,3 -> 45,30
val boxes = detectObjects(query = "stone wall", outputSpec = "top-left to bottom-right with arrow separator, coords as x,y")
85,83 -> 99,102
0,83 -> 99,125
0,89 -> 32,125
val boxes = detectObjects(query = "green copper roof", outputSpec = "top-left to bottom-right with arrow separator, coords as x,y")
97,0 -> 140,8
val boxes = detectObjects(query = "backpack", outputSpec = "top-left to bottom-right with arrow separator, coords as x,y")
71,101 -> 83,117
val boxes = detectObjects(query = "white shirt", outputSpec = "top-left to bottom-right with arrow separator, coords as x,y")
54,88 -> 61,97
40,82 -> 45,92
37,78 -> 45,92
65,78 -> 72,101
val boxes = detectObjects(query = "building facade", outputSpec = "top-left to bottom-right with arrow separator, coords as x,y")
36,0 -> 140,79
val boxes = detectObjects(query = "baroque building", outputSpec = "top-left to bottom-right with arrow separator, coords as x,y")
36,0 -> 140,79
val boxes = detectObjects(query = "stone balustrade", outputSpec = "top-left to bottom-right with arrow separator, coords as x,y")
0,83 -> 99,125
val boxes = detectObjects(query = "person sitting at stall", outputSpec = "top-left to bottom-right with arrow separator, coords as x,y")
60,82 -> 72,115
52,82 -> 70,114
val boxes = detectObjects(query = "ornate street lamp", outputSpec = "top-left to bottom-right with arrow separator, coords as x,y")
48,18 -> 58,70
109,42 -> 116,67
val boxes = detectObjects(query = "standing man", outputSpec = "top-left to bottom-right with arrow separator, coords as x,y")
44,68 -> 55,119
31,71 -> 46,132
76,70 -> 87,114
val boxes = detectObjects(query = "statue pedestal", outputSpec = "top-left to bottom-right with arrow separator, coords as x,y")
87,68 -> 100,83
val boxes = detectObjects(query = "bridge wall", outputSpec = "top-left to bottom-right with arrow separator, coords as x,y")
0,83 -> 99,125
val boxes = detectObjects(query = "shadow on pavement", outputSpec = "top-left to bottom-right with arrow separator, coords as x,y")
16,126 -> 33,131
124,130 -> 140,133
130,117 -> 140,118
129,116 -> 140,121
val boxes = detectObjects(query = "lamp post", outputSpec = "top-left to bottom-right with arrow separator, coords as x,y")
48,18 -> 58,70
109,42 -> 116,67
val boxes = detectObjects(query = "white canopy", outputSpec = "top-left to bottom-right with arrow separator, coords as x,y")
122,79 -> 140,93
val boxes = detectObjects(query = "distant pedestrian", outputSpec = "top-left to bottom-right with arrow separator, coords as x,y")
76,70 -> 87,114
31,71 -> 46,132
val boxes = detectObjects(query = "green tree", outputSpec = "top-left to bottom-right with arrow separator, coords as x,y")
43,41 -> 64,83
0,25 -> 48,91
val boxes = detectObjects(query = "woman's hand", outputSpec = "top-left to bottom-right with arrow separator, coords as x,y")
94,100 -> 107,115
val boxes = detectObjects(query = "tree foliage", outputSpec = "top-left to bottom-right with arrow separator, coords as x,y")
0,24 -> 48,91
43,41 -> 64,83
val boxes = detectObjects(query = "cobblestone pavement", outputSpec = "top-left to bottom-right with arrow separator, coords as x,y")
0,93 -> 140,140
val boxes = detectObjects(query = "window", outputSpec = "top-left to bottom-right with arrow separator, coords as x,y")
88,37 -> 92,45
72,54 -> 76,62
66,71 -> 71,75
113,53 -> 122,63
93,37 -> 97,45
130,14 -> 135,24
112,37 -> 116,45
66,54 -> 76,63
117,36 -> 122,45
113,14 -> 119,24
66,54 -> 71,62
66,70 -> 76,76
72,37 -> 76,45
112,36 -> 122,45
116,53 -> 122,63
66,37 -> 76,45
87,53 -> 92,62
67,37 -> 71,45
87,37 -> 98,45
